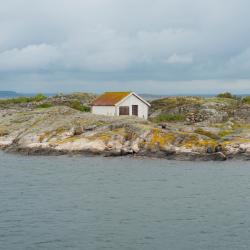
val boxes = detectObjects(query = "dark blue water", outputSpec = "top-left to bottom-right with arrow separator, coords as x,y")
0,152 -> 250,250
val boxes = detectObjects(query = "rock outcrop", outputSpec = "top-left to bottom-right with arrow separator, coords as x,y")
0,94 -> 250,161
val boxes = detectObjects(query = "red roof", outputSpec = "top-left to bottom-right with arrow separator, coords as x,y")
92,92 -> 131,106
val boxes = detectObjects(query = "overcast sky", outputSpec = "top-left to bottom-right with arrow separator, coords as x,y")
1,0 -> 250,94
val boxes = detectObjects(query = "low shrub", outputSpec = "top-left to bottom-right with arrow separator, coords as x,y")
30,94 -> 47,102
153,114 -> 186,123
69,100 -> 90,112
242,96 -> 250,105
217,92 -> 237,99
36,103 -> 53,109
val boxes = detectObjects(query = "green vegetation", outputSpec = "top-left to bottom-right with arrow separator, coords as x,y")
0,94 -> 46,104
242,96 -> 250,105
208,97 -> 238,104
36,103 -> 53,109
216,92 -> 237,99
69,100 -> 91,112
30,94 -> 47,102
152,114 -> 186,123
151,96 -> 203,112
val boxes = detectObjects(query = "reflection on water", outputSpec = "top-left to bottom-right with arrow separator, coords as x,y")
0,152 -> 250,250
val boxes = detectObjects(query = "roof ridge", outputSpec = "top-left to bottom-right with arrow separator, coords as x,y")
104,91 -> 131,93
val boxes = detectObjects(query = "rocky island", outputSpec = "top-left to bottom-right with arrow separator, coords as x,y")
0,92 -> 250,161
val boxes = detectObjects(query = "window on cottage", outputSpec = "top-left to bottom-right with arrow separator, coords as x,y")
119,106 -> 129,115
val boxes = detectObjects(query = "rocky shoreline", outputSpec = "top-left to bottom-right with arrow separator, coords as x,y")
0,104 -> 250,161
2,142 -> 250,161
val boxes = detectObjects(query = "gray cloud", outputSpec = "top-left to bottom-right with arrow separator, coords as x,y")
0,0 -> 250,93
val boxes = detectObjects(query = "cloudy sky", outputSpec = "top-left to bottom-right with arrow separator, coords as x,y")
1,0 -> 250,94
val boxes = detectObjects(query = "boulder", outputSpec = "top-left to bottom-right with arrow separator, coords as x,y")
74,126 -> 84,135
213,152 -> 227,161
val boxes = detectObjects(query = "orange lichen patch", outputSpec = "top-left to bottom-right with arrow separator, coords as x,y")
86,132 -> 113,143
112,128 -> 127,136
39,131 -> 52,143
222,138 -> 250,145
92,92 -> 131,106
56,137 -> 77,144
180,134 -> 199,148
150,128 -> 176,147
180,133 -> 217,149
184,139 -> 217,149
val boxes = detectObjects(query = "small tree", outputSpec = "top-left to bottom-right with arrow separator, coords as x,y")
242,96 -> 250,104
217,92 -> 237,99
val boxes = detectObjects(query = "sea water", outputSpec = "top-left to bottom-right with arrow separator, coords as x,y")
0,152 -> 250,250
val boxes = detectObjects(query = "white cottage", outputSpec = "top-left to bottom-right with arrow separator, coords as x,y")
91,92 -> 150,119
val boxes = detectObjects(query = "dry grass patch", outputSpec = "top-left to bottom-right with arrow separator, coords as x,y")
0,127 -> 9,136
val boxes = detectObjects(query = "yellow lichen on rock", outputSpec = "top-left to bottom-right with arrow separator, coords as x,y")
149,128 -> 176,148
